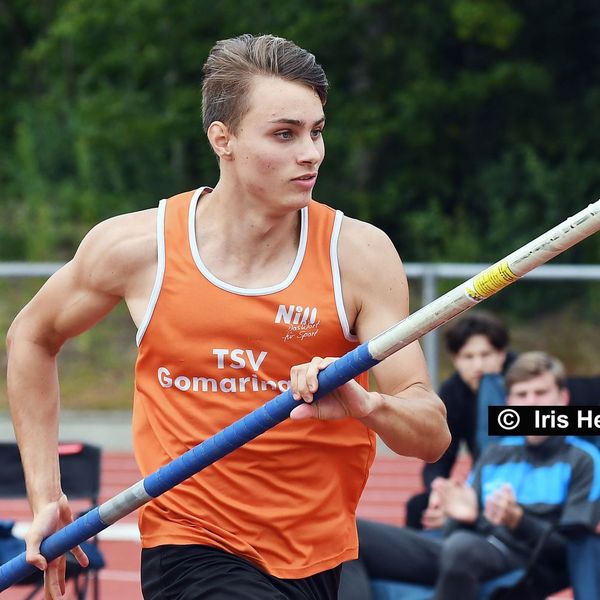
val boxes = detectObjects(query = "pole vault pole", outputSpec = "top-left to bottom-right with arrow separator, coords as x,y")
2,199 -> 600,590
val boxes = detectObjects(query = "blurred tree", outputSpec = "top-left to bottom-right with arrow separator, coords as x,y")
1,0 -> 599,299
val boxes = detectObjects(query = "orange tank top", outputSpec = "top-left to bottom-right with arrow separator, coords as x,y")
132,187 -> 376,578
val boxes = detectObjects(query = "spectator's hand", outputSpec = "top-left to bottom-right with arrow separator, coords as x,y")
431,477 -> 478,524
289,357 -> 377,420
25,494 -> 89,600
484,483 -> 524,530
422,485 -> 446,529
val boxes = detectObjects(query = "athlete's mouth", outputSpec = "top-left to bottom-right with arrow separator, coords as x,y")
292,172 -> 317,181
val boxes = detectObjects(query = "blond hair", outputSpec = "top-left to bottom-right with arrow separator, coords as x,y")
505,351 -> 567,391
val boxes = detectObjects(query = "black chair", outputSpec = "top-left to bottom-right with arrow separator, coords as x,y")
0,442 -> 105,599
566,375 -> 600,408
566,376 -> 600,448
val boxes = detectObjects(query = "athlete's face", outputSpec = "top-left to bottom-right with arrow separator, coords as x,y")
228,75 -> 325,212
452,334 -> 506,392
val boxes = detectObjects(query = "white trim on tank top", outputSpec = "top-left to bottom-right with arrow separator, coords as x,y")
331,210 -> 358,342
188,187 -> 309,296
136,198 -> 167,346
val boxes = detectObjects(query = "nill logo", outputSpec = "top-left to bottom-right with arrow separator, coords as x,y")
275,304 -> 318,325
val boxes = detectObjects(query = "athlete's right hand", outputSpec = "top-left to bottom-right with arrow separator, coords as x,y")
25,494 -> 89,599
289,356 -> 379,420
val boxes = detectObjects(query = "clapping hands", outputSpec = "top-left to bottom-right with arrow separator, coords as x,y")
422,477 -> 478,529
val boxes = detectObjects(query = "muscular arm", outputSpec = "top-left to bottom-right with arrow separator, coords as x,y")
290,218 -> 449,460
7,264 -> 118,510
339,218 -> 450,461
6,210 -> 157,512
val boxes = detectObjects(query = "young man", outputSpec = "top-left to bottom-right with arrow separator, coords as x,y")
406,311 -> 512,528
6,35 -> 449,600
339,351 -> 600,600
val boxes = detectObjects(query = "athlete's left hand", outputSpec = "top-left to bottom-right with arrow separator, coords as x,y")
289,356 -> 380,420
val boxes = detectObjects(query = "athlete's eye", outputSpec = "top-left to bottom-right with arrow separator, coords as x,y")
275,131 -> 293,140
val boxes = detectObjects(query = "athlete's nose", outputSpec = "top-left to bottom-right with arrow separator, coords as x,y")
297,134 -> 322,166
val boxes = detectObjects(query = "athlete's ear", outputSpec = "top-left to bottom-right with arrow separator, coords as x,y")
207,121 -> 234,161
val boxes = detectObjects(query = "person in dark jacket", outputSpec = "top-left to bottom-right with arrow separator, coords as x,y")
406,311 -> 513,529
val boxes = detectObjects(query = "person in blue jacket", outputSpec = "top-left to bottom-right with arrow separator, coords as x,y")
339,351 -> 600,600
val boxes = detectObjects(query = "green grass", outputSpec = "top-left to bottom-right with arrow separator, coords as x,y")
2,277 -> 600,411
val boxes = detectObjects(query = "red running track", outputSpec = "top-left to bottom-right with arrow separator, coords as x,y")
0,452 -> 572,599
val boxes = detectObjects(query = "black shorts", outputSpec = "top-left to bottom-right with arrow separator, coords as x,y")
141,545 -> 341,600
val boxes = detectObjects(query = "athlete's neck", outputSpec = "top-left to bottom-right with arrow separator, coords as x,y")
193,185 -> 303,288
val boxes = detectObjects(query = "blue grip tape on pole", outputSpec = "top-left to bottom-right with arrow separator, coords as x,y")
143,343 -> 378,497
0,507 -> 107,590
0,343 -> 377,591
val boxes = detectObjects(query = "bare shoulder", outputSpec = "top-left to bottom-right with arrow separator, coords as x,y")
74,208 -> 158,296
338,216 -> 406,289
337,216 -> 409,339
7,208 -> 159,342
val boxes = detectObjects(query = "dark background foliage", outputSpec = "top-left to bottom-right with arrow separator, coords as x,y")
1,0 -> 600,304
2,1 -> 600,407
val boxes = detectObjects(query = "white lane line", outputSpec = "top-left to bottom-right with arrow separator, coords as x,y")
13,522 -> 140,542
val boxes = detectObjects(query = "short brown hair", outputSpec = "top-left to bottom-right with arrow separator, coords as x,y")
445,311 -> 509,355
505,351 -> 567,391
201,34 -> 328,134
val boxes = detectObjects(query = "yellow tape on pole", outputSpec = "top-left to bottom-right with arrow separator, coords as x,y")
465,261 -> 518,301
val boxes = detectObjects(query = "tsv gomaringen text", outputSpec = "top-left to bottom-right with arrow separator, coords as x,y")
157,348 -> 291,394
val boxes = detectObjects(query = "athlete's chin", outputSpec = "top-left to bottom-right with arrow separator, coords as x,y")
290,188 -> 313,206
285,188 -> 314,209
293,195 -> 313,210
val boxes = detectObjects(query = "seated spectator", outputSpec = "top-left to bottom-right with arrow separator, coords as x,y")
339,352 -> 600,600
406,311 -> 514,529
